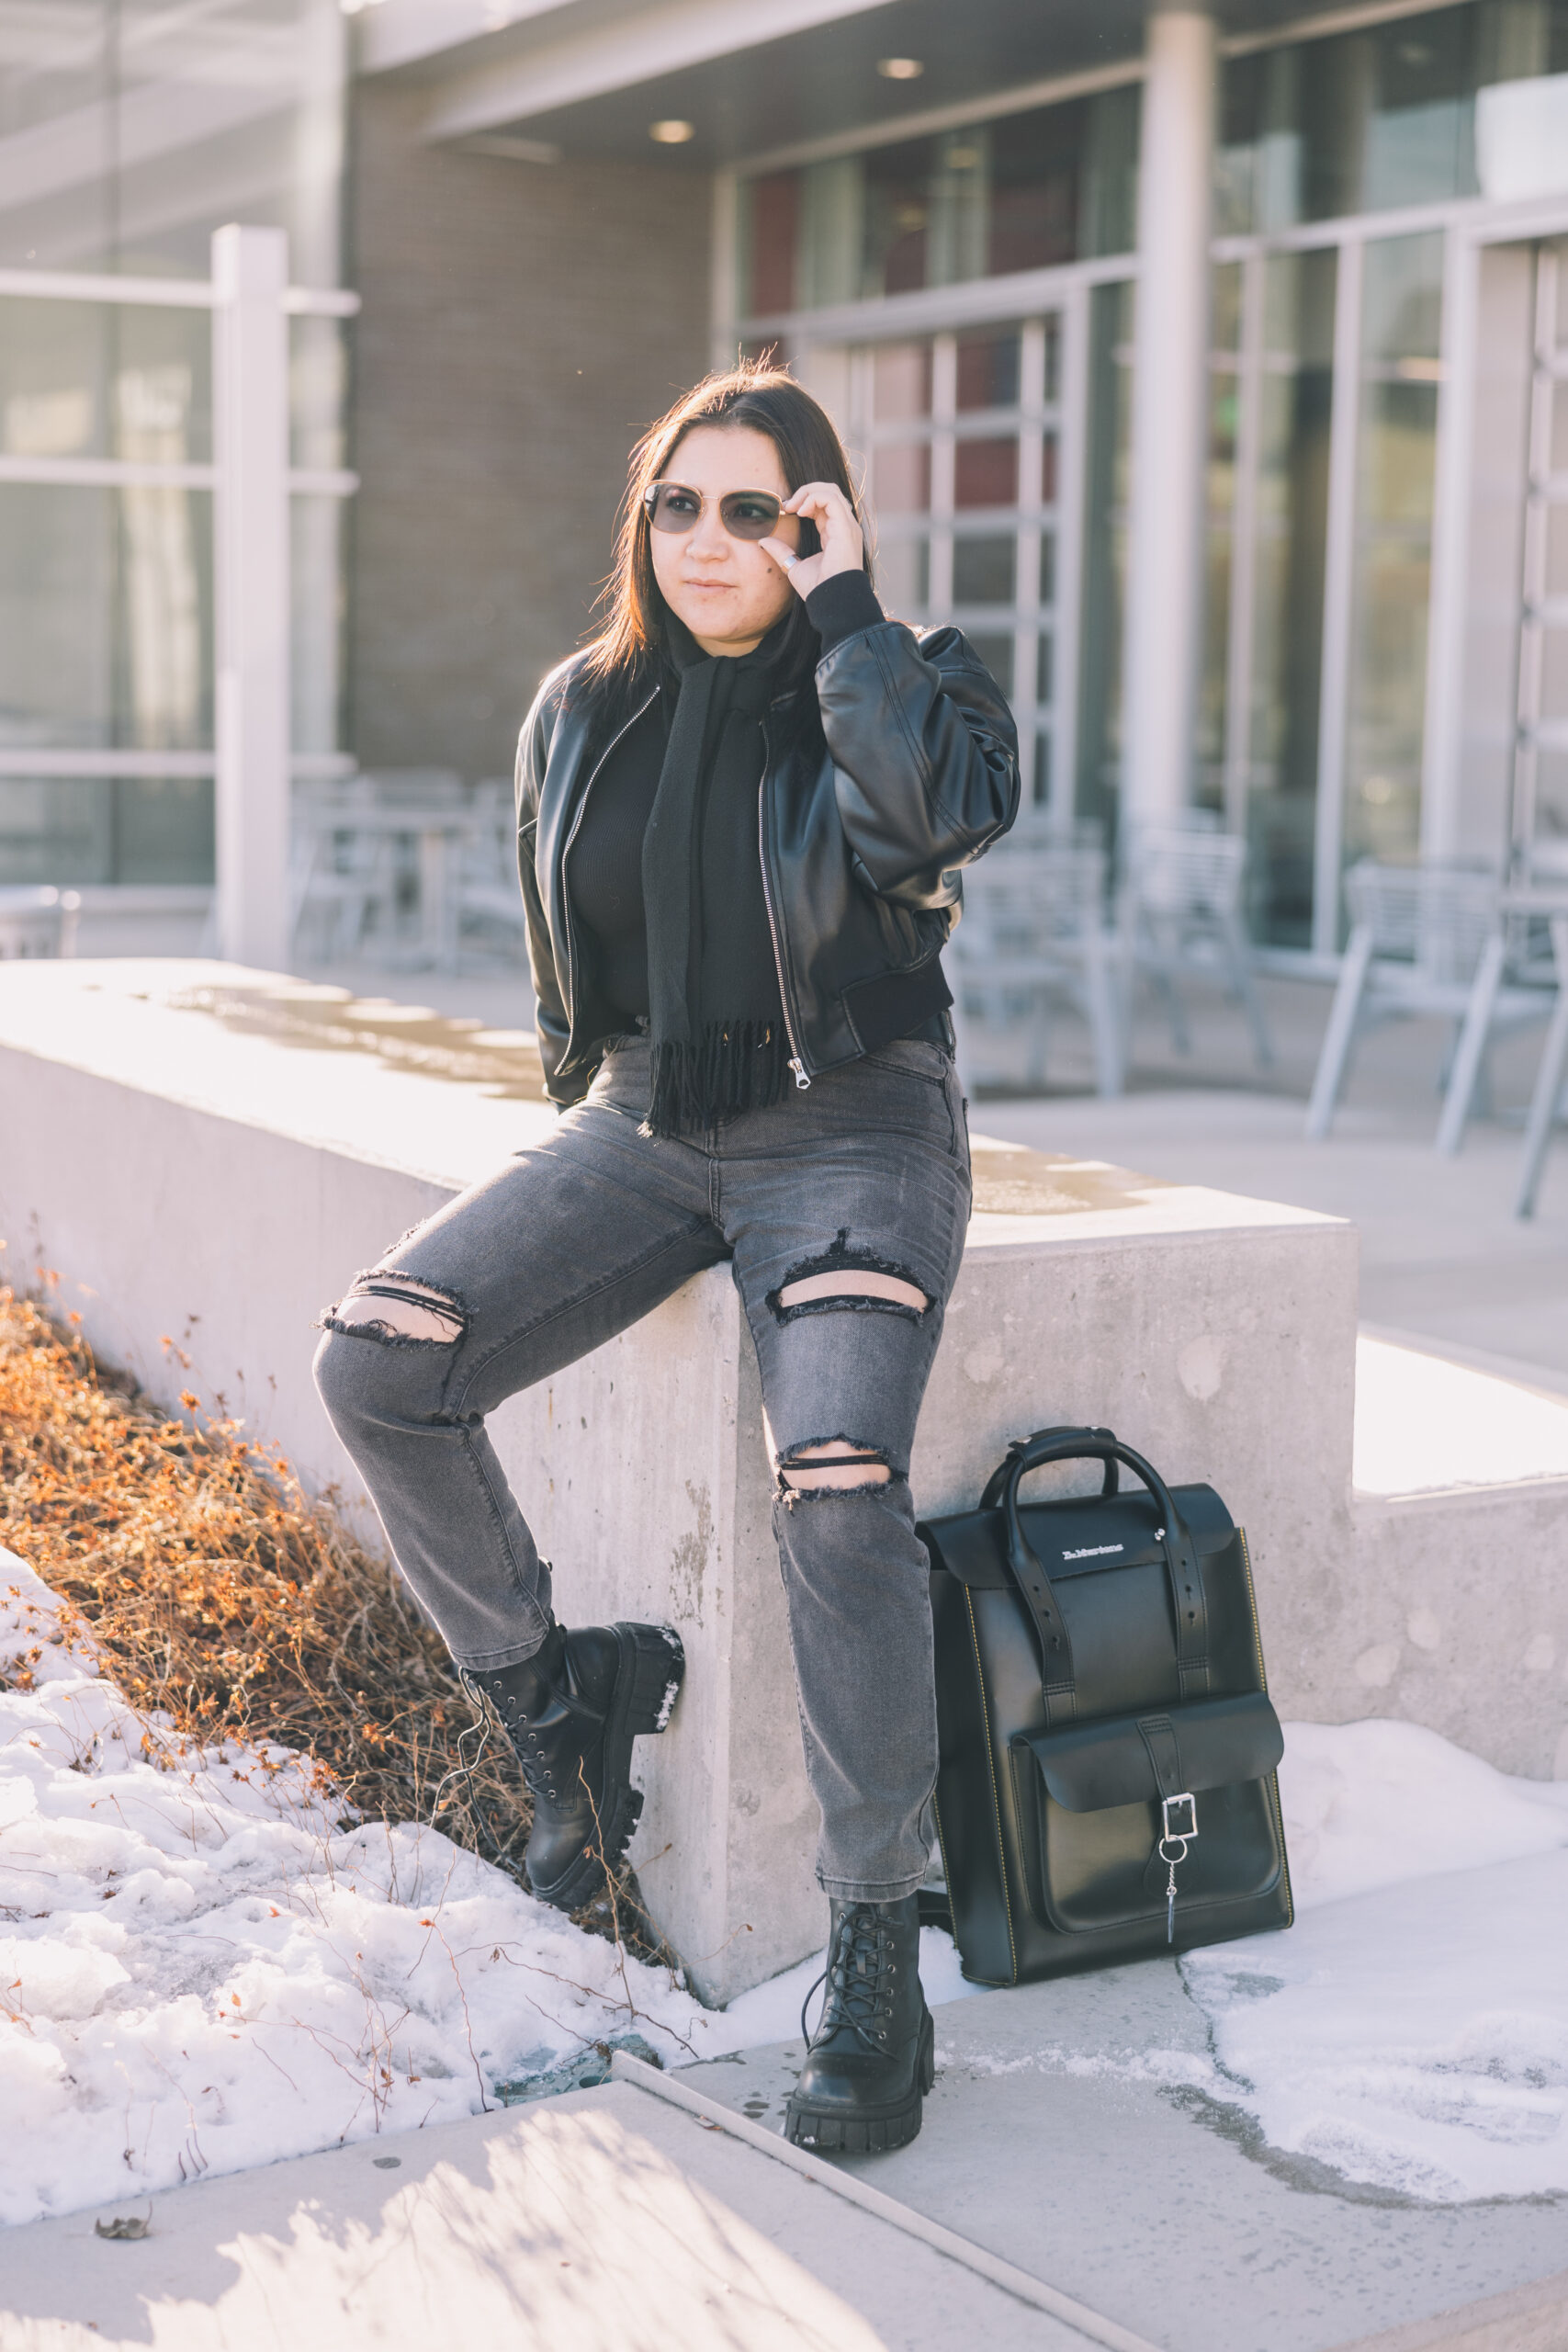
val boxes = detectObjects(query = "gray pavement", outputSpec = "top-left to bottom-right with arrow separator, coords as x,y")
966,967 -> 1568,1378
683,1950 -> 1568,2352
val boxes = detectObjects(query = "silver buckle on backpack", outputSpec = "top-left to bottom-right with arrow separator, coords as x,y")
1162,1792 -> 1198,1841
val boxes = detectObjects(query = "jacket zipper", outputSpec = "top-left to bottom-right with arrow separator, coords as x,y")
557,688 -> 658,1080
758,707 -> 811,1089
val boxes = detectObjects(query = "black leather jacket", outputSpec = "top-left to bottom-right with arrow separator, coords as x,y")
513,616 -> 1020,1107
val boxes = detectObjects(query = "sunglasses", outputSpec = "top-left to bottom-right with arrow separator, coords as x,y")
643,481 -> 797,543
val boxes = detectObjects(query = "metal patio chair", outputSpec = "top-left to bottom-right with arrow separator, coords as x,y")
0,885 -> 80,958
1117,823 -> 1274,1072
453,778 -> 529,960
1514,892 -> 1568,1217
948,842 -> 1123,1098
1434,867 -> 1568,1158
289,778 -> 394,963
1305,860 -> 1502,1141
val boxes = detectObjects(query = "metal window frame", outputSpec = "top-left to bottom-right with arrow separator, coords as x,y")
821,290 -> 1095,831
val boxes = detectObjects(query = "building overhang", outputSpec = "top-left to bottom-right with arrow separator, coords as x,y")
355,0 -> 1417,171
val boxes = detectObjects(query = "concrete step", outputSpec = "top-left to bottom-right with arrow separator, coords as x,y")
0,2069 -> 1136,2352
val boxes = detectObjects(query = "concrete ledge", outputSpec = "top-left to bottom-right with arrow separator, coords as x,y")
1,961 -> 1563,1995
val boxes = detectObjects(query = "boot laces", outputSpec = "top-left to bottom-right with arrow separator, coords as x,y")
463,1658 -> 602,1806
800,1905 -> 898,2054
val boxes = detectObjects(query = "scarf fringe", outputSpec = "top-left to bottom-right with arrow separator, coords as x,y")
641,1021 -> 794,1138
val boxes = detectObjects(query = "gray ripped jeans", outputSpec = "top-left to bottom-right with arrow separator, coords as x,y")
313,1033 -> 971,1900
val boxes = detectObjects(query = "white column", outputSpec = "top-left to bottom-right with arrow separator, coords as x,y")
212,224 -> 292,971
1124,6 -> 1216,827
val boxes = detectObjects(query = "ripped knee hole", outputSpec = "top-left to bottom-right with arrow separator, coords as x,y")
768,1233 -> 931,1326
776,1439 -> 897,1498
322,1269 -> 467,1345
776,1269 -> 929,1317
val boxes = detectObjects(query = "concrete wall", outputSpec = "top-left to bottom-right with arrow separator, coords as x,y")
4,963 -> 1566,2000
346,86 -> 713,784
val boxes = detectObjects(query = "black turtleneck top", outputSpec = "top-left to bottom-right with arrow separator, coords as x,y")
566,571 -> 885,1023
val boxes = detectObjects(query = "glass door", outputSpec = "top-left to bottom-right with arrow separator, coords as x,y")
841,307 -> 1082,832
1512,236 -> 1568,871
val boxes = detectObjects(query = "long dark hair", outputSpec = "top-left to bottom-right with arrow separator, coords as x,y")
581,361 -> 873,689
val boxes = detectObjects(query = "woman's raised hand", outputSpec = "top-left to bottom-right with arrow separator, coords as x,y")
761,481 -> 864,601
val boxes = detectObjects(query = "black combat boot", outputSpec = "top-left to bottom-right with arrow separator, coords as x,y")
468,1617 -> 684,1912
784,1893 -> 933,2154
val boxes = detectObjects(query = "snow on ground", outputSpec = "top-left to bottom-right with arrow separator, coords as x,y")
0,1548 -> 969,2229
993,1720 -> 1568,2204
1353,1332 -> 1568,1495
1174,1718 -> 1568,2203
5,1545 -> 1568,2222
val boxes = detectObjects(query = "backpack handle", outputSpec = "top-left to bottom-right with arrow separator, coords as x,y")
979,1426 -> 1119,1510
987,1430 -> 1211,1724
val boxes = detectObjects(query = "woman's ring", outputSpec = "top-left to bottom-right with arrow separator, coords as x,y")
781,552 -> 799,571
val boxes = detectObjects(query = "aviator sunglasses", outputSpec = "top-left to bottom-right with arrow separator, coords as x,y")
642,481 -> 801,543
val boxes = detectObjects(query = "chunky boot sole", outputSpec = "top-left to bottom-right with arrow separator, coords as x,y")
784,2008 -> 935,2156
525,1622 -> 684,1913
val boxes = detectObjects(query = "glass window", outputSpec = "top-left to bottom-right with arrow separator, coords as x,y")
1036,635 -> 1055,703
1040,532 -> 1056,605
1247,249 -> 1337,947
969,632 -> 1015,697
741,173 -> 800,314
0,0 -> 345,282
0,777 -> 213,886
874,340 -> 932,420
0,0 -> 347,888
1034,729 -> 1054,808
0,300 -> 212,463
1076,281 -> 1134,838
1216,5 -> 1513,229
0,482 -> 212,753
954,437 -> 1019,508
739,86 -> 1140,318
875,537 -> 930,612
1342,232 -> 1445,875
956,325 -> 1021,411
872,442 -> 932,514
1200,264 -> 1244,813
953,534 -> 1017,603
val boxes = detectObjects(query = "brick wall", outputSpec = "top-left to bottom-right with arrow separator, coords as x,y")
346,85 -> 713,783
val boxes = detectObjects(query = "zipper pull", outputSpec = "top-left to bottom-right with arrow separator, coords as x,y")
788,1057 -> 812,1091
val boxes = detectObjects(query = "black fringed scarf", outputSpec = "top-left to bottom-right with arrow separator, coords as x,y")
640,617 -> 796,1137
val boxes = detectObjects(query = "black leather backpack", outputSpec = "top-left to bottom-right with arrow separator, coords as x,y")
921,1426 -> 1292,1985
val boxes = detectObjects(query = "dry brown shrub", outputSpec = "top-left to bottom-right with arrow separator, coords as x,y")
0,1281 -> 534,1878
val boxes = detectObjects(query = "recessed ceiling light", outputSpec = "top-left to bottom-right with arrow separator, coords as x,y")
649,119 -> 696,143
877,56 -> 924,80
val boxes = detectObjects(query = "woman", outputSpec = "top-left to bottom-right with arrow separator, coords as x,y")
314,363 -> 1018,2154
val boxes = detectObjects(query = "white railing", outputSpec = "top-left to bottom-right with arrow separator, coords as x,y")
0,229 -> 360,967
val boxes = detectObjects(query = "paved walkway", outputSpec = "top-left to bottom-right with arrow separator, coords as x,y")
6,2004 -> 1563,2352
683,1944 -> 1568,2352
